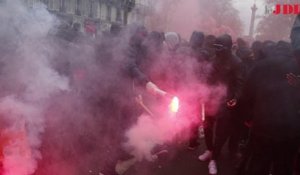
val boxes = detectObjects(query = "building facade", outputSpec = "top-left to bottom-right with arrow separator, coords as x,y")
127,0 -> 152,25
24,0 -> 136,34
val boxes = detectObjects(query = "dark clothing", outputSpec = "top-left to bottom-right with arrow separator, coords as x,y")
208,54 -> 243,103
296,152 -> 300,175
203,117 -> 215,151
213,111 -> 234,160
238,16 -> 300,173
202,47 -> 244,160
239,135 -> 300,175
203,108 -> 238,160
126,42 -> 149,86
238,51 -> 300,174
252,41 -> 264,60
240,58 -> 300,140
190,31 -> 205,49
98,32 -> 151,174
291,14 -> 300,55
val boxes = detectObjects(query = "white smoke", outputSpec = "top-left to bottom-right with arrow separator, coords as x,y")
0,1 -> 69,175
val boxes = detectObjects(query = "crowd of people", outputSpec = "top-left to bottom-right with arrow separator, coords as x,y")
43,14 -> 300,175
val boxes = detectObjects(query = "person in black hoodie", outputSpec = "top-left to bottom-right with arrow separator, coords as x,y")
198,34 -> 243,175
96,25 -> 167,175
237,15 -> 300,175
186,31 -> 207,150
189,31 -> 209,61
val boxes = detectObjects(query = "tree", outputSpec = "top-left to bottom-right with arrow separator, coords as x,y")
256,0 -> 297,41
197,0 -> 243,38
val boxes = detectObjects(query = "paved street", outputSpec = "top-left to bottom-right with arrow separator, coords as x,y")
125,139 -> 237,175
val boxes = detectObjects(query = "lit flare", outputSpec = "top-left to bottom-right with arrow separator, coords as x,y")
169,96 -> 179,113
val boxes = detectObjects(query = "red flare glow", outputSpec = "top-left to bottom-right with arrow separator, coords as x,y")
169,96 -> 179,113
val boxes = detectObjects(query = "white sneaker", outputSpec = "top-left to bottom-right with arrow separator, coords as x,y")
115,158 -> 137,175
208,160 -> 217,175
198,150 -> 212,161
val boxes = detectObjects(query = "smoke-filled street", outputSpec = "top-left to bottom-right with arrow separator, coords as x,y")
0,0 -> 300,175
122,141 -> 237,175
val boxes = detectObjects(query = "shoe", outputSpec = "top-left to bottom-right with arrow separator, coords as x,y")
115,158 -> 137,175
198,150 -> 212,161
208,160 -> 217,175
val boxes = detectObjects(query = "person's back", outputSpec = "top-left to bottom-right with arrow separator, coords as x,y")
246,58 -> 300,140
239,45 -> 300,175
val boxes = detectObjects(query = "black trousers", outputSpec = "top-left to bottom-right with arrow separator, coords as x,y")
239,135 -> 300,175
100,99 -> 140,175
296,152 -> 300,175
203,107 -> 239,160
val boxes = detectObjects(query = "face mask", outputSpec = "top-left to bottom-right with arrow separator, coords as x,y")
213,44 -> 226,52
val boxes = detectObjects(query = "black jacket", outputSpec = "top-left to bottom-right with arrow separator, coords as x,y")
291,14 -> 300,56
208,54 -> 244,101
125,36 -> 149,87
240,56 -> 300,140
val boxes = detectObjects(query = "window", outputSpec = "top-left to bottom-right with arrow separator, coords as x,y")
89,0 -> 94,18
116,8 -> 122,22
111,6 -> 117,22
59,0 -> 66,12
107,5 -> 111,21
75,0 -> 81,15
66,0 -> 75,14
100,4 -> 107,20
48,0 -> 54,9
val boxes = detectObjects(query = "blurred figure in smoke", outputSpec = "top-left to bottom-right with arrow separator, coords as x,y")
76,24 -> 163,175
138,31 -> 165,77
138,31 -> 169,93
189,31 -> 209,62
233,41 -> 256,163
108,26 -> 168,175
149,32 -> 181,91
164,32 -> 181,53
236,15 -> 300,175
251,41 -> 264,61
203,35 -> 217,60
126,28 -> 166,96
236,38 -> 256,84
235,38 -> 249,58
198,34 -> 243,175
290,14 -> 300,175
110,22 -> 123,36
185,31 -> 206,150
55,22 -> 82,43
261,40 -> 276,60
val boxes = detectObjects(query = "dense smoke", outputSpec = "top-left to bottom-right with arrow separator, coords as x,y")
124,55 -> 227,163
146,0 -> 243,39
0,1 -> 68,175
0,1 -> 229,175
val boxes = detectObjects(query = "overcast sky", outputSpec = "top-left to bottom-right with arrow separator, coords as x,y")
233,0 -> 265,35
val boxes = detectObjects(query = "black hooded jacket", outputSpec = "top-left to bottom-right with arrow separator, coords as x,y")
208,34 -> 244,101
291,15 -> 300,58
189,31 -> 209,61
240,54 -> 300,140
239,15 -> 300,141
